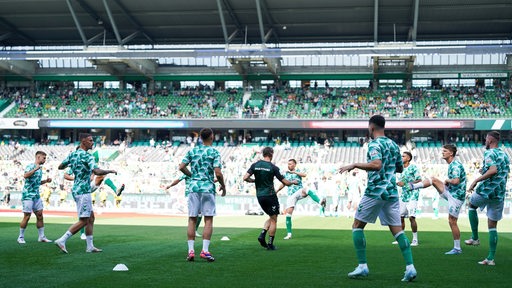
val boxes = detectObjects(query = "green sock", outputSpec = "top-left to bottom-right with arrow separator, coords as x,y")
196,216 -> 202,231
352,229 -> 367,264
307,190 -> 321,203
487,228 -> 498,260
433,208 -> 439,217
320,206 -> 325,215
80,227 -> 85,234
286,215 -> 292,234
105,178 -> 117,192
396,232 -> 414,265
468,208 -> 479,240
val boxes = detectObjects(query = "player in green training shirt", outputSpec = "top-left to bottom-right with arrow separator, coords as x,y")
410,144 -> 466,255
244,147 -> 297,250
17,151 -> 53,244
339,115 -> 416,282
54,133 -> 118,254
180,128 -> 226,262
276,158 -> 326,240
465,131 -> 510,266
395,151 -> 422,246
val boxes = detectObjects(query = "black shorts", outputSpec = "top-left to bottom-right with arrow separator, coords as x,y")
257,195 -> 280,216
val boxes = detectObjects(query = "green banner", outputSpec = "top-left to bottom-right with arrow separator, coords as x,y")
474,119 -> 511,130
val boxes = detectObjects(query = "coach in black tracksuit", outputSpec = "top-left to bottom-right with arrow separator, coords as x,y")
244,147 -> 297,250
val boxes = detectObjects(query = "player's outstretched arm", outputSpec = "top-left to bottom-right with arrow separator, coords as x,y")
92,168 -> 117,176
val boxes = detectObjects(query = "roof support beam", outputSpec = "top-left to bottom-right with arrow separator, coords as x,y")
216,0 -> 229,44
222,0 -> 244,39
411,0 -> 420,44
374,0 -> 379,44
66,0 -> 88,46
75,0 -> 114,38
255,0 -> 266,44
0,32 -> 13,42
87,32 -> 105,46
0,17 -> 36,45
121,31 -> 141,46
259,0 -> 280,43
112,0 -> 155,45
102,0 -> 123,46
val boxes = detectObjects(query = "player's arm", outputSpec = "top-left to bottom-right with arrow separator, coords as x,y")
214,167 -> 226,197
166,178 -> 182,189
275,183 -> 285,192
92,168 -> 117,176
290,170 -> 307,177
24,164 -> 41,179
274,165 -> 297,186
468,165 -> 497,191
178,162 -> 192,177
243,172 -> 255,183
64,174 -> 74,181
339,159 -> 382,174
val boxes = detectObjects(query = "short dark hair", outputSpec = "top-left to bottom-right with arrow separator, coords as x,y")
35,151 -> 46,157
369,115 -> 385,129
200,128 -> 213,141
79,133 -> 92,141
288,159 -> 297,164
443,144 -> 457,157
403,151 -> 413,160
488,131 -> 500,141
262,147 -> 274,157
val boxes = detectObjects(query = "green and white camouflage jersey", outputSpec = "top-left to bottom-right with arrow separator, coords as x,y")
399,164 -> 421,202
181,145 -> 221,194
284,169 -> 304,196
60,149 -> 98,196
365,136 -> 403,201
21,163 -> 43,201
447,160 -> 467,201
476,148 -> 510,200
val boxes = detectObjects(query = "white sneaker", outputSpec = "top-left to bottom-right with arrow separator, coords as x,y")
195,231 -> 202,237
464,238 -> 480,246
401,266 -> 417,282
55,239 -> 68,254
478,258 -> 495,266
86,247 -> 103,253
38,237 -> 53,243
17,237 -> 26,244
411,240 -> 419,246
284,234 -> 292,240
391,241 -> 398,245
80,233 -> 87,240
348,266 -> 369,278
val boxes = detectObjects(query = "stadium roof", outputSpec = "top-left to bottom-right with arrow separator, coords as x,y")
0,0 -> 511,47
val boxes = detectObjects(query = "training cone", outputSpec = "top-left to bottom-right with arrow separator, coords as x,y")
221,236 -> 230,241
113,264 -> 129,271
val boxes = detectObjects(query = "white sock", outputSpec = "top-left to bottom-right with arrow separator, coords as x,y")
203,240 -> 210,252
454,239 -> 461,250
86,235 -> 94,250
406,264 -> 415,271
412,232 -> 418,241
358,263 -> 368,269
19,228 -> 25,238
188,240 -> 194,252
60,231 -> 73,242
37,227 -> 44,238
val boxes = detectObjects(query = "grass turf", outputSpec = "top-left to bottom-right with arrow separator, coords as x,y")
1,214 -> 512,288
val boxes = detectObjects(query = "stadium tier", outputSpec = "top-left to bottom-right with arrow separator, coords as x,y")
1,86 -> 510,119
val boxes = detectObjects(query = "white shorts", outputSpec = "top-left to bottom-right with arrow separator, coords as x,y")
75,194 -> 93,218
440,187 -> 464,218
22,198 -> 44,213
399,200 -> 418,218
286,190 -> 306,209
188,192 -> 216,217
354,195 -> 401,226
469,193 -> 504,222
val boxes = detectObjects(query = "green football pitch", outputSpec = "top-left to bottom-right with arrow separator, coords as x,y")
1,213 -> 512,288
